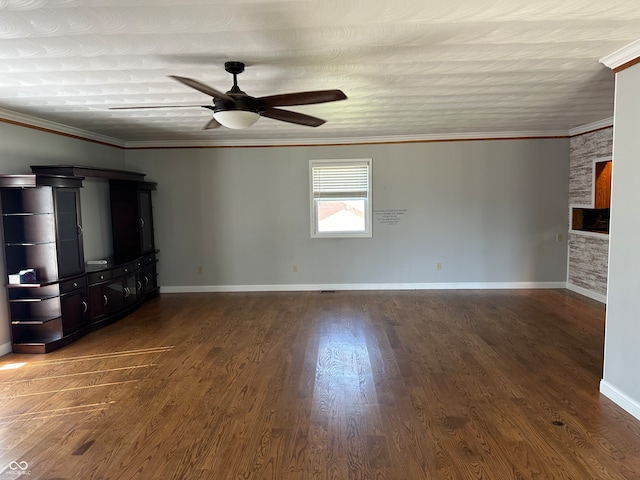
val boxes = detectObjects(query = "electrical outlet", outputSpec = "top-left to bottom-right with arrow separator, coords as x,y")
556,233 -> 563,242
197,266 -> 203,274
436,262 -> 442,271
293,265 -> 298,273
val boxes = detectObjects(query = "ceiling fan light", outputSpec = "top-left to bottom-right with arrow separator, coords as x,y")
213,110 -> 260,129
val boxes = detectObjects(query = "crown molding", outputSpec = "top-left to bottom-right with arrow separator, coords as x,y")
0,107 -> 571,149
0,108 -> 125,149
568,117 -> 614,137
123,130 -> 569,149
600,39 -> 640,71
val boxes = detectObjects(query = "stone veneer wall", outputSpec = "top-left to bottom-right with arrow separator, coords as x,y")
567,126 -> 613,298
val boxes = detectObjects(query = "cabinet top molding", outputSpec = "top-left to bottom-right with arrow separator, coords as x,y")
0,173 -> 84,188
30,165 -> 146,182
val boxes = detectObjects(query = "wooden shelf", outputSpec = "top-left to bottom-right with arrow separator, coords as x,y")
6,241 -> 55,246
11,316 -> 61,325
3,212 -> 53,217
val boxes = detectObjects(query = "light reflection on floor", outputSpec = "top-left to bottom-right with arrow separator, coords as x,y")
311,317 -> 378,421
0,346 -> 174,458
0,363 -> 26,371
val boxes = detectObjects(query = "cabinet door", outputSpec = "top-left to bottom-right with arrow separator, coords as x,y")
111,182 -> 156,259
89,279 -> 126,320
123,272 -> 139,307
105,278 -> 125,314
139,190 -> 155,254
88,283 -> 108,321
142,263 -> 158,295
110,182 -> 139,259
60,288 -> 88,334
54,188 -> 84,278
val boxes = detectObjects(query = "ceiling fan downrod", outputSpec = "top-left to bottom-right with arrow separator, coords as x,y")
225,61 -> 246,95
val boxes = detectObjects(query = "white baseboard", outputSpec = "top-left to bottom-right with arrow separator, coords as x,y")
0,341 -> 12,357
566,282 -> 607,304
600,380 -> 640,422
161,281 -> 567,294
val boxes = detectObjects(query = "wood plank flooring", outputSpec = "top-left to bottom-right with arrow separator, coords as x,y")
0,289 -> 639,479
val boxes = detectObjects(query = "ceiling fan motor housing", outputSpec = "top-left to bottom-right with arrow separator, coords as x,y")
213,95 -> 264,114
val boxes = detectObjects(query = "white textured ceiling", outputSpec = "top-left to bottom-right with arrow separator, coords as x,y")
0,0 -> 639,147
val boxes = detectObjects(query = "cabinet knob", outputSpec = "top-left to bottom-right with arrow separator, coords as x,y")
99,275 -> 104,280
73,282 -> 78,287
124,268 -> 128,272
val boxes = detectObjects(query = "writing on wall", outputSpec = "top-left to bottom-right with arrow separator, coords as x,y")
374,209 -> 407,226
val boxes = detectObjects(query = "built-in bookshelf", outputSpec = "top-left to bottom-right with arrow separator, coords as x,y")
571,159 -> 612,235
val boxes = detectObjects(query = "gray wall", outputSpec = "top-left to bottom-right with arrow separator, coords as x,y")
0,122 -> 571,354
125,138 -> 570,290
0,121 -> 125,353
602,61 -> 640,419
567,127 -> 612,299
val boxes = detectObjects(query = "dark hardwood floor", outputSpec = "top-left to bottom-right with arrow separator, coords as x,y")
1,289 -> 639,479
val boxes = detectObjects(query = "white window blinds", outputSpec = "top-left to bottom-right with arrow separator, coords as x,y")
311,161 -> 370,199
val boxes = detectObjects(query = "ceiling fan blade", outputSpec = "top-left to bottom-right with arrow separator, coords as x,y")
203,117 -> 221,130
261,108 -> 326,127
259,89 -> 346,108
169,75 -> 235,102
109,105 -> 204,110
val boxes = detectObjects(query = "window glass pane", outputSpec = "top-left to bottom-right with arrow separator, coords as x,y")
317,199 -> 365,232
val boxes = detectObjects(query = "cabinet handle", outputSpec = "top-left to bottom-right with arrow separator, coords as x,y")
137,281 -> 142,290
103,295 -> 108,306
140,218 -> 145,228
124,287 -> 130,298
77,224 -> 83,235
144,276 -> 149,286
82,301 -> 88,313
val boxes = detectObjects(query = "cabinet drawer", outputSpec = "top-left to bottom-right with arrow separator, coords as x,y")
88,270 -> 111,284
60,276 -> 86,294
118,264 -> 134,276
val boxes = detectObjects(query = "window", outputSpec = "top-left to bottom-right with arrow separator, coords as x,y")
310,159 -> 372,238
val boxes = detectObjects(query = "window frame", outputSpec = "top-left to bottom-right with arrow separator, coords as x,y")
309,158 -> 372,238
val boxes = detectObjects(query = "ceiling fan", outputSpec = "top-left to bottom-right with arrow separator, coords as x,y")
110,61 -> 347,130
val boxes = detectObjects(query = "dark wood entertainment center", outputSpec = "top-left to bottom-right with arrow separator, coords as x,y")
0,165 -> 158,353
